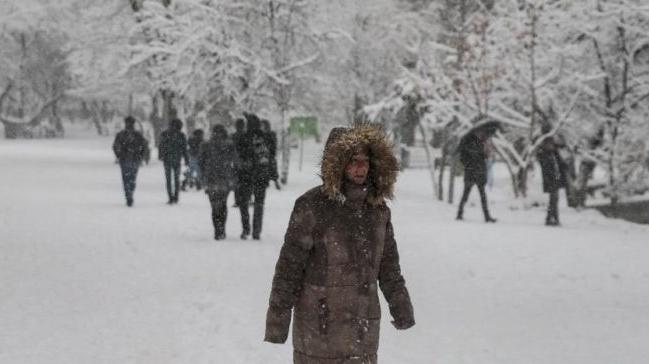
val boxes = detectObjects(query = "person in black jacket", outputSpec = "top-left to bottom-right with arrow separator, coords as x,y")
238,113 -> 272,240
200,125 -> 238,240
158,118 -> 189,204
537,135 -> 568,226
261,119 -> 281,190
182,128 -> 204,191
456,128 -> 497,222
112,116 -> 149,207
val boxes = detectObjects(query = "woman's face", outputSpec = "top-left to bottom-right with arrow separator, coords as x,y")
345,150 -> 370,185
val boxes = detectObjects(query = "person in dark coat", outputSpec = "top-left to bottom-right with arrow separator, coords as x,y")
537,135 -> 568,226
238,113 -> 272,240
158,118 -> 189,204
200,125 -> 238,240
112,116 -> 149,207
261,119 -> 281,190
182,128 -> 205,191
456,128 -> 497,222
264,125 -> 415,364
232,118 -> 247,208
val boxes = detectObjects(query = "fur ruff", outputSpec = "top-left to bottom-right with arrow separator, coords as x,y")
321,124 -> 398,206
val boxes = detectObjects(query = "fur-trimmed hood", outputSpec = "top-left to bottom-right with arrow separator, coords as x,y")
321,124 -> 399,206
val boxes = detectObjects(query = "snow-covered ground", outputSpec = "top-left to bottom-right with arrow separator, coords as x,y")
2,130 -> 649,364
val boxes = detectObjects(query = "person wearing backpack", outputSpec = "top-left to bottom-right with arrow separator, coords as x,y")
112,116 -> 149,207
238,113 -> 272,240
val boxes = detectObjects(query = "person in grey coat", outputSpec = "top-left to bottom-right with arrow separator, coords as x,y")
200,125 -> 238,240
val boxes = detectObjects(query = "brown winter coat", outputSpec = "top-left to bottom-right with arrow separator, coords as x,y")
264,125 -> 415,363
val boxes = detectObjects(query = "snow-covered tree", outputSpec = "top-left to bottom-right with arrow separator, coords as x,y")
226,0 -> 326,183
365,0 -> 491,201
482,0 -> 585,198
0,1 -> 73,138
566,0 -> 649,205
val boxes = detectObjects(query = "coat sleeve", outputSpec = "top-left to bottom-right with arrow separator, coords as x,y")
379,209 -> 415,330
264,196 -> 315,344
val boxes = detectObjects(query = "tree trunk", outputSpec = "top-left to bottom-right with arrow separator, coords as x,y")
90,101 -> 104,135
149,93 -> 164,147
418,123 -> 437,198
18,33 -> 27,120
447,156 -> 456,204
128,93 -> 134,116
437,148 -> 446,201
52,101 -> 64,136
516,165 -> 529,198
280,108 -> 290,185
161,89 -> 176,126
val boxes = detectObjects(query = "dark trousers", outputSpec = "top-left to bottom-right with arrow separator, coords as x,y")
237,180 -> 267,237
119,160 -> 140,203
547,190 -> 559,224
164,162 -> 181,202
457,181 -> 492,220
208,190 -> 230,238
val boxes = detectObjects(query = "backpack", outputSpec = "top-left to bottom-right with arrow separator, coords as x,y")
251,133 -> 271,167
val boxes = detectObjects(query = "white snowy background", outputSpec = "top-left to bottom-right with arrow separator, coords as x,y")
1,125 -> 649,364
3,0 -> 649,363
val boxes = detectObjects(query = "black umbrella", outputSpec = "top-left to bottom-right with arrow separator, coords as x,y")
475,119 -> 502,135
461,119 -> 502,139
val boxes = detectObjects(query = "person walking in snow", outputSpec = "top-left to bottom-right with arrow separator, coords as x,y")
264,125 -> 415,363
261,119 -> 281,190
537,132 -> 568,226
158,118 -> 189,204
232,118 -> 247,208
237,113 -> 272,240
199,125 -> 238,240
112,116 -> 149,207
456,127 -> 497,223
182,128 -> 205,191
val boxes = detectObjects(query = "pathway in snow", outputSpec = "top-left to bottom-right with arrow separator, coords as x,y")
1,135 -> 649,364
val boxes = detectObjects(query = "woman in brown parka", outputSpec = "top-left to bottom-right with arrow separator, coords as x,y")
264,125 -> 415,364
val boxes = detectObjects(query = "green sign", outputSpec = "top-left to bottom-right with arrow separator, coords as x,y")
289,116 -> 319,137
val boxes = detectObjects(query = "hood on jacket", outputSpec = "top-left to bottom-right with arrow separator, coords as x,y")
321,124 -> 398,206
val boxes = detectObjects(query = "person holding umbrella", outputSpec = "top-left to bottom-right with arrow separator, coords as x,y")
456,120 -> 499,223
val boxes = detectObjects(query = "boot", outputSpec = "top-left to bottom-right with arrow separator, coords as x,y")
545,217 -> 560,226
